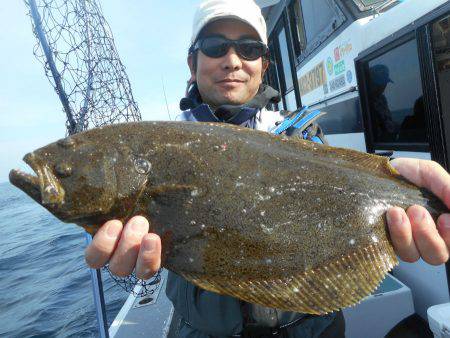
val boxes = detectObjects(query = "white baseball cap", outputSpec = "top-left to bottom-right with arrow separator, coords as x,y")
191,0 -> 268,46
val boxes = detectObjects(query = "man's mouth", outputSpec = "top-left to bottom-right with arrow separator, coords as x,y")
218,79 -> 245,83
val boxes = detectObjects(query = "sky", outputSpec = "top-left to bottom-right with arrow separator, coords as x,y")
0,0 -> 200,183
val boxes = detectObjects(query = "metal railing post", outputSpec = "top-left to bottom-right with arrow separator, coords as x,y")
85,233 -> 110,338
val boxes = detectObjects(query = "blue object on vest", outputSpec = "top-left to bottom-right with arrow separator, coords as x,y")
272,107 -> 324,144
292,109 -> 322,130
271,106 -> 309,135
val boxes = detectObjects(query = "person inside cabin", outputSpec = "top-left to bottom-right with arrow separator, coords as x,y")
85,1 -> 450,337
369,64 -> 397,142
398,96 -> 427,143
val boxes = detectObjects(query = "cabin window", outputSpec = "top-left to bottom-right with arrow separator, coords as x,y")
284,90 -> 297,111
366,39 -> 427,146
264,43 -> 284,111
288,0 -> 307,57
431,14 -> 450,160
432,14 -> 450,116
278,28 -> 294,91
288,0 -> 346,59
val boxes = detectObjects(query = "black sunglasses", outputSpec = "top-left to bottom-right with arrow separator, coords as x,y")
190,36 -> 268,61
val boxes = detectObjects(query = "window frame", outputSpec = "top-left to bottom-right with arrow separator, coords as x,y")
356,31 -> 430,153
264,41 -> 284,111
267,10 -> 302,111
287,0 -> 347,62
287,0 -> 307,58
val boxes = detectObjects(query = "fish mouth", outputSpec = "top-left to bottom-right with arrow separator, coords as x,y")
9,168 -> 41,203
9,152 -> 65,207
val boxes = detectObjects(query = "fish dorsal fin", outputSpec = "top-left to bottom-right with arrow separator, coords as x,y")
289,138 -> 401,179
179,238 -> 398,315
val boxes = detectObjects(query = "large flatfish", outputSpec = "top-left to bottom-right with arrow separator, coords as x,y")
9,121 -> 446,314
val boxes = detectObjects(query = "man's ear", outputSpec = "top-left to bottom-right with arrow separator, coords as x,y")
187,54 -> 197,83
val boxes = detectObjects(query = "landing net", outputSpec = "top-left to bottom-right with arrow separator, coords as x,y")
25,0 -> 158,297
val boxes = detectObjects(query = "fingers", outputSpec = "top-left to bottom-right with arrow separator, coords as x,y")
135,233 -> 162,280
85,220 -> 123,269
108,216 -> 150,277
407,205 -> 449,265
84,216 -> 161,279
386,207 -> 420,263
390,158 -> 450,208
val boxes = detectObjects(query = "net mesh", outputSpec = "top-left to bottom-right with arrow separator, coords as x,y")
24,0 -> 160,296
103,265 -> 163,297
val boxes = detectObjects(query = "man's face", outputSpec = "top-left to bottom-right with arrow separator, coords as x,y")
189,19 -> 267,109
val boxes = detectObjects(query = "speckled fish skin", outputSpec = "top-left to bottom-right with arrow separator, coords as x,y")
9,121 -> 446,314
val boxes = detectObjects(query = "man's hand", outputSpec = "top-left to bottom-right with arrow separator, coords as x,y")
84,216 -> 162,279
387,158 -> 450,265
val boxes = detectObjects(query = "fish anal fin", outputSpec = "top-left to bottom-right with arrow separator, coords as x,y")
179,239 -> 398,315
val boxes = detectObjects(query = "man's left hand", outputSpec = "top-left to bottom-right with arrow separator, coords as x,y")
386,158 -> 450,265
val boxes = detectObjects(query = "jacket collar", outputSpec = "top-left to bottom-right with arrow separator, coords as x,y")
179,83 -> 280,126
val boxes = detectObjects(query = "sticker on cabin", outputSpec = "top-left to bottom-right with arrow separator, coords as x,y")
346,70 -> 353,84
329,74 -> 346,92
334,60 -> 346,76
298,62 -> 327,96
326,57 -> 334,76
334,47 -> 341,62
335,41 -> 353,61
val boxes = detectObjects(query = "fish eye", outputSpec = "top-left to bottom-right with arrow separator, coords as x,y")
57,137 -> 77,149
134,157 -> 151,175
54,163 -> 73,177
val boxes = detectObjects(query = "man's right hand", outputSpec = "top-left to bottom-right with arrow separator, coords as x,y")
84,216 -> 162,280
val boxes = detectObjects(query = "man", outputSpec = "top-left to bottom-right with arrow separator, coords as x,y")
369,64 -> 397,141
85,1 -> 450,337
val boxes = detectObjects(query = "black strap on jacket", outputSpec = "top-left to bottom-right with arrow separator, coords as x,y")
234,314 -> 315,338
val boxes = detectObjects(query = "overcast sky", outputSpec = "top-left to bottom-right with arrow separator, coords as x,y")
0,0 -> 200,183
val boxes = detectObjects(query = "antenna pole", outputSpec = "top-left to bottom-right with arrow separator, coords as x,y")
161,76 -> 172,120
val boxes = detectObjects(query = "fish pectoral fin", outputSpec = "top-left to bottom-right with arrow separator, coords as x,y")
149,184 -> 202,206
180,239 -> 398,315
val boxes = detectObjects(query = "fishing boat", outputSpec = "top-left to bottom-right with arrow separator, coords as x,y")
103,1 -> 450,337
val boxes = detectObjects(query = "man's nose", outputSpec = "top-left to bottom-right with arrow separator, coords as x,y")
222,46 -> 243,71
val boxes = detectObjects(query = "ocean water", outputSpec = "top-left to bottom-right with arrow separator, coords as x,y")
0,182 -> 129,337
